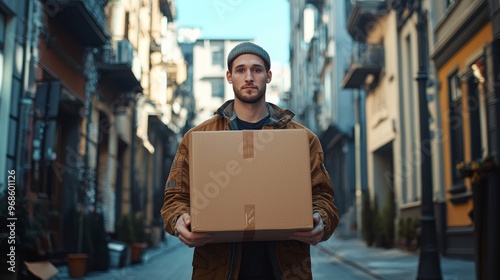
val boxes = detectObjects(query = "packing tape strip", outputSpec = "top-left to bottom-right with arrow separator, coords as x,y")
243,204 -> 256,241
242,130 -> 254,159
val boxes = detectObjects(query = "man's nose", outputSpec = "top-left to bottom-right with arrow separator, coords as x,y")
245,70 -> 254,81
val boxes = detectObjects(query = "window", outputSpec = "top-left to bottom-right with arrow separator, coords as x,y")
0,12 -> 5,50
211,78 -> 224,99
211,45 -> 224,68
467,76 -> 481,158
450,73 -> 462,102
467,61 -> 485,160
448,71 -> 465,193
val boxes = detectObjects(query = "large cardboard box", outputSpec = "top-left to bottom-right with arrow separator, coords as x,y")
189,129 -> 313,243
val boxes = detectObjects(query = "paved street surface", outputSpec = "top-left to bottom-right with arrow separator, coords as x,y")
55,234 -> 475,280
320,237 -> 475,280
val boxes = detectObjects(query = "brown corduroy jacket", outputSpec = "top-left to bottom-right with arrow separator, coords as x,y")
161,100 -> 340,280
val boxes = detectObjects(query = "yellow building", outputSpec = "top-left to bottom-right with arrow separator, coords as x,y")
432,0 -> 492,260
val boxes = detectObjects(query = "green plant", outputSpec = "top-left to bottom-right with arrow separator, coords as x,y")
133,214 -> 146,243
405,217 -> 413,242
361,191 -> 375,246
398,218 -> 406,240
455,154 -> 496,183
403,216 -> 420,249
379,190 -> 395,248
117,214 -> 135,243
7,197 -> 58,258
83,211 -> 109,271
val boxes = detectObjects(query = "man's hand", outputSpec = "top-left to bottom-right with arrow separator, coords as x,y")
289,212 -> 325,245
174,213 -> 214,247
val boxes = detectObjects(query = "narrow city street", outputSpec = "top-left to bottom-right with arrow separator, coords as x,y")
57,235 -> 377,280
1,1 -> 497,279
55,233 -> 475,280
310,243 -> 378,280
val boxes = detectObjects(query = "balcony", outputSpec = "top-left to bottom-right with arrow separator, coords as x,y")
98,40 -> 142,93
160,0 -> 176,22
46,0 -> 109,47
342,43 -> 384,89
346,0 -> 388,42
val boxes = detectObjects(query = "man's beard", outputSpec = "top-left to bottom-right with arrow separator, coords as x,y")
233,85 -> 266,104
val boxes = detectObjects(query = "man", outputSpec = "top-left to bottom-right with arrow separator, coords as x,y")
161,42 -> 339,279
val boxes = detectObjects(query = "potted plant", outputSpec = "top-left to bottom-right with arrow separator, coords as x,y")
66,253 -> 88,278
456,154 -> 496,183
117,214 -> 135,244
130,214 -> 148,263
66,205 -> 89,278
85,211 -> 109,271
117,214 -> 135,265
66,209 -> 110,277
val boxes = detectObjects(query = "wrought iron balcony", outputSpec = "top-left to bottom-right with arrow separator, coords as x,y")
342,43 -> 385,89
346,0 -> 388,42
45,0 -> 109,47
98,40 -> 142,93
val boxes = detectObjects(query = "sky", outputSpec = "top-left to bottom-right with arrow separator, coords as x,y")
175,0 -> 290,66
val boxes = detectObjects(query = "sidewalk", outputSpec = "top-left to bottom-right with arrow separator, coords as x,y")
55,239 -> 176,279
319,236 -> 476,280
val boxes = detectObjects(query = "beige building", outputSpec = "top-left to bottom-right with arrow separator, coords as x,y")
105,0 -> 186,234
342,0 -> 443,250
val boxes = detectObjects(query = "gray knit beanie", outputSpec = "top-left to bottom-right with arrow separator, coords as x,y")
227,42 -> 271,71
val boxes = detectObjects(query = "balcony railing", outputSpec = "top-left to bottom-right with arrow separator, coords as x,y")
342,43 -> 385,89
98,40 -> 142,93
46,0 -> 109,46
346,0 -> 388,42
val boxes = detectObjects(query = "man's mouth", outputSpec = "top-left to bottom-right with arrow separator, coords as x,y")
242,85 -> 257,90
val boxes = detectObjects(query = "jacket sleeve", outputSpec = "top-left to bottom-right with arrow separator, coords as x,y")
309,132 -> 340,241
160,133 -> 191,236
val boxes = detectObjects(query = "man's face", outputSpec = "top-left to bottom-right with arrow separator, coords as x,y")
226,54 -> 272,104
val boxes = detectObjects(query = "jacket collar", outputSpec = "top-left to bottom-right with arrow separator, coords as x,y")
215,99 -> 295,129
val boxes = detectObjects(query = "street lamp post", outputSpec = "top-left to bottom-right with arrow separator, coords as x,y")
414,1 -> 442,279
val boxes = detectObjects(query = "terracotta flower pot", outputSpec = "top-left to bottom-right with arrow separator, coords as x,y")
130,243 -> 148,263
67,253 -> 88,278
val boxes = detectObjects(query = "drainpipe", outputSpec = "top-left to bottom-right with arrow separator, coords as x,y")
130,94 -> 137,214
16,0 -> 38,193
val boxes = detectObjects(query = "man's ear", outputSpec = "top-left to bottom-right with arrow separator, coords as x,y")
266,70 -> 273,83
226,70 -> 233,84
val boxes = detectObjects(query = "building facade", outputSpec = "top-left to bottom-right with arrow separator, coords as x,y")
288,0 -> 358,238
0,0 -> 188,276
430,0 -> 498,273
289,1 -> 500,276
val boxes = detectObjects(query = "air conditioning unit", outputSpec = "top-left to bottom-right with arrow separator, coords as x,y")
116,40 -> 134,66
